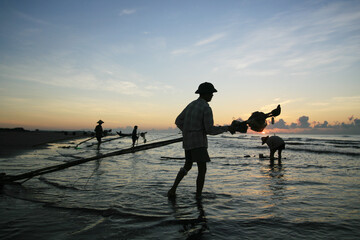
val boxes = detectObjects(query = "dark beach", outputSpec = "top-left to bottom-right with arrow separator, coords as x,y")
0,128 -> 91,158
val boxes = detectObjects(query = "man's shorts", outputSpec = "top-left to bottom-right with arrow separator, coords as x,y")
185,147 -> 210,163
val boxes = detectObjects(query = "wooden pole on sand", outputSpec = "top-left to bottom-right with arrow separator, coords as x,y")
1,137 -> 183,185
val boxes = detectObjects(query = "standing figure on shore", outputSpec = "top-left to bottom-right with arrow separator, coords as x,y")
167,82 -> 235,199
261,135 -> 285,165
94,120 -> 104,150
132,125 -> 138,147
140,132 -> 147,143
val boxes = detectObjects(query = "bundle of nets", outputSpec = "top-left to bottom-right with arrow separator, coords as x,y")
246,111 -> 268,132
231,111 -> 267,133
230,105 -> 281,133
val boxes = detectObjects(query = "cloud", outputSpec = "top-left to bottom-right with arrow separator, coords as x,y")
259,99 -> 302,113
102,80 -> 149,96
171,48 -> 190,56
297,116 -> 311,128
267,116 -> 311,129
195,33 -> 225,46
271,119 -> 289,129
15,11 -> 50,25
333,96 -> 360,102
314,121 -> 329,128
171,32 -> 226,56
0,61 -> 173,97
218,1 -> 360,75
310,102 -> 330,107
266,115 -> 360,134
354,118 -> 360,127
119,9 -> 136,16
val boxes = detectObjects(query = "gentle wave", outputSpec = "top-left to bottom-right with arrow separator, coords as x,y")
1,133 -> 360,239
38,177 -> 81,190
286,147 -> 360,156
249,145 -> 359,156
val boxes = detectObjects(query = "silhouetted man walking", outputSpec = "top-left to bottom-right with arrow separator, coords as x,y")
168,82 -> 234,199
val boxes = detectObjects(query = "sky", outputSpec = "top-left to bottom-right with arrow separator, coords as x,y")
0,0 -> 359,134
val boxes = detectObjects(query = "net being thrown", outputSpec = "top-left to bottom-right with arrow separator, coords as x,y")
230,105 -> 281,134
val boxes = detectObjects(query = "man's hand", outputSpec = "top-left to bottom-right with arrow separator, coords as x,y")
230,120 -> 248,134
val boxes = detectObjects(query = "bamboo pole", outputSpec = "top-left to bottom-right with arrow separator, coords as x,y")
85,136 -> 127,148
1,137 -> 183,184
75,136 -> 95,148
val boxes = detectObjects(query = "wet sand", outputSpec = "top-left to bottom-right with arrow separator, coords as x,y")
0,130 -> 91,157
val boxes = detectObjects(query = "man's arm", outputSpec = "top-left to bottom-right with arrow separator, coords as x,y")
203,107 -> 229,135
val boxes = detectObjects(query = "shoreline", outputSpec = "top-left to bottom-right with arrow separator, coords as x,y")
0,130 -> 92,158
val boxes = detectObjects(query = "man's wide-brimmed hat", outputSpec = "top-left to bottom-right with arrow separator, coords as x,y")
261,136 -> 269,145
97,120 -> 104,124
195,82 -> 217,94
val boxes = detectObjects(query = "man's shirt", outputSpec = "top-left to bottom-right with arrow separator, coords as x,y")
266,136 -> 285,150
175,98 -> 228,150
94,125 -> 103,138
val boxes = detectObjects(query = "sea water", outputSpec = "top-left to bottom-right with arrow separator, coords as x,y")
1,133 -> 360,239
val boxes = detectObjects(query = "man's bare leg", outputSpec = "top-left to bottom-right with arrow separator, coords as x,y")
167,162 -> 192,198
278,149 -> 282,165
196,162 -> 207,199
270,149 -> 275,166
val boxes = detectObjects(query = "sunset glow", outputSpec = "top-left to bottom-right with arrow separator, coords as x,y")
0,0 -> 359,134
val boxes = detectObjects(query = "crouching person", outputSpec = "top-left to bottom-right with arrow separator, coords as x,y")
261,135 -> 285,166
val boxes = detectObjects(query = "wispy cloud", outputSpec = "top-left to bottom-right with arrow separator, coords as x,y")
309,102 -> 330,107
260,99 -> 302,112
216,1 -> 360,75
15,11 -> 50,25
333,96 -> 360,102
171,33 -> 226,56
119,9 -> 136,16
195,33 -> 225,46
0,61 -> 173,97
170,48 -> 189,55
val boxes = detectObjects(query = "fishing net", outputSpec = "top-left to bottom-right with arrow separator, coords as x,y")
247,112 -> 268,132
231,111 -> 267,133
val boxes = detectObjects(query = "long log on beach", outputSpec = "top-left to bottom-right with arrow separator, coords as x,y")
1,137 -> 183,184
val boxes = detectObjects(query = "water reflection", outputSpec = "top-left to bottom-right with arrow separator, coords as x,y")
266,164 -> 287,201
168,197 -> 209,239
269,164 -> 284,178
87,152 -> 102,189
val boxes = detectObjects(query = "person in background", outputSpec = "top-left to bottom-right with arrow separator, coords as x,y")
94,120 -> 104,150
140,132 -> 147,143
167,82 -> 235,199
132,125 -> 138,147
261,135 -> 285,165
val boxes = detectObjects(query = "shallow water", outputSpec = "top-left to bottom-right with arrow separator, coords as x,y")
1,133 -> 360,239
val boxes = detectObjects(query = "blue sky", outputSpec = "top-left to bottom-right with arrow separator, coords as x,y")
0,0 -> 359,133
